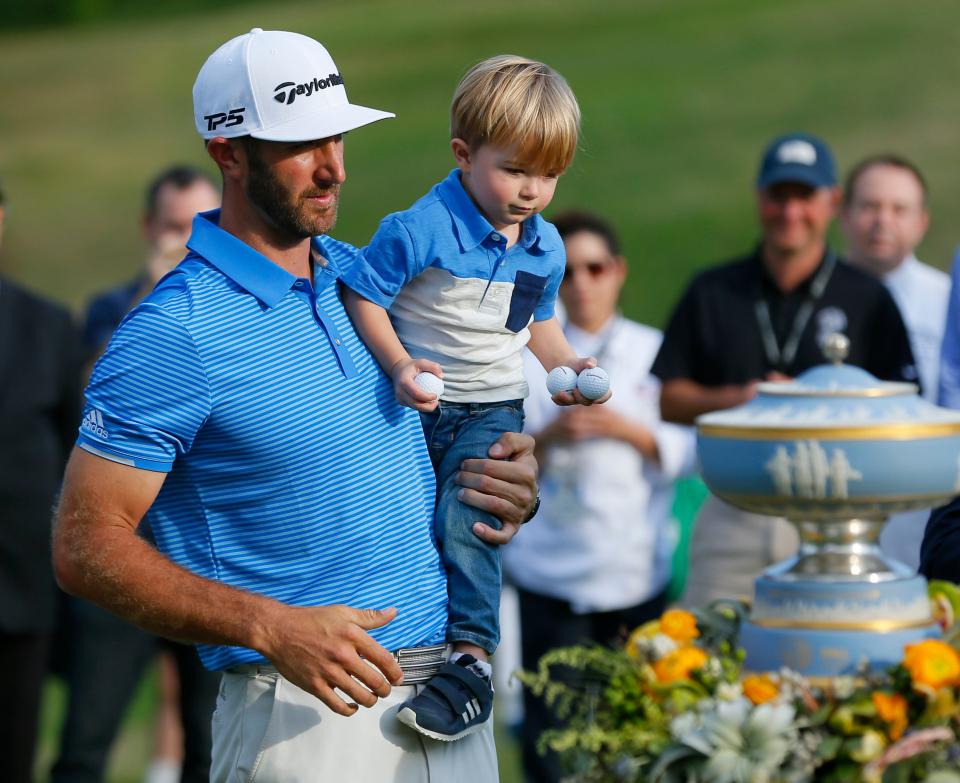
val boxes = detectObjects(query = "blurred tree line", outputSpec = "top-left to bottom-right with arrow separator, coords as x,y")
2,0 -> 257,29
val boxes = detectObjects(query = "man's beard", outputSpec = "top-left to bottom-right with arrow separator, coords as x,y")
245,143 -> 340,240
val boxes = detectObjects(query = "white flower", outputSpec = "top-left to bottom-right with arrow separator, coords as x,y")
715,697 -> 751,728
749,702 -> 796,736
649,633 -> 679,660
666,696 -> 799,783
831,675 -> 857,700
716,682 -> 743,702
704,656 -> 724,678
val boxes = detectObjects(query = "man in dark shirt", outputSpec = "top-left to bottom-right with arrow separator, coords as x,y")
652,132 -> 918,606
0,179 -> 82,783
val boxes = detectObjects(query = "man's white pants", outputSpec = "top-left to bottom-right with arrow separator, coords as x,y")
210,667 -> 498,782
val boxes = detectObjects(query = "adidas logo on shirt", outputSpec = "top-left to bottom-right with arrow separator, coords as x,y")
81,409 -> 110,439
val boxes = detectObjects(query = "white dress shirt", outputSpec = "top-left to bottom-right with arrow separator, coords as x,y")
880,255 -> 949,570
502,316 -> 696,613
883,255 -> 949,402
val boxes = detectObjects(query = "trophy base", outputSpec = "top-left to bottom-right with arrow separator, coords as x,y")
741,620 -> 940,676
742,573 -> 940,676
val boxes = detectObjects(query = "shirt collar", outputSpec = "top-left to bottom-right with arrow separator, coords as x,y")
186,209 -> 344,308
753,244 -> 833,298
883,254 -> 918,287
436,169 -> 546,253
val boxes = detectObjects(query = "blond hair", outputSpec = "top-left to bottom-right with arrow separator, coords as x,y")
451,55 -> 580,174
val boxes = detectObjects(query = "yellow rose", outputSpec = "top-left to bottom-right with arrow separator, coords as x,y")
659,609 -> 700,645
871,691 -> 908,740
653,647 -> 708,683
742,674 -> 779,705
903,640 -> 960,691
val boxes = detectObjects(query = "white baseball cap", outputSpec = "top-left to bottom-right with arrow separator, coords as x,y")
193,28 -> 394,141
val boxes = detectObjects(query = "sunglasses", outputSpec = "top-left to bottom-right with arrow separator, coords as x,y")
562,259 -> 614,283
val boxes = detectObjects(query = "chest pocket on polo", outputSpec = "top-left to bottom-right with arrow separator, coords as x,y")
505,271 -> 548,333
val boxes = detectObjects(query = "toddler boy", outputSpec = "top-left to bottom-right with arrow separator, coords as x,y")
343,55 -> 605,740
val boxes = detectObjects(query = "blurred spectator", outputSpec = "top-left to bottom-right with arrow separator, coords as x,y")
939,251 -> 960,410
52,166 -> 220,783
841,155 -> 946,401
503,211 -> 696,783
652,133 -> 918,607
0,179 -> 82,783
841,154 -> 948,571
82,165 -> 219,358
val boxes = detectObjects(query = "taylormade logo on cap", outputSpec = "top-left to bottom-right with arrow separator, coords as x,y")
273,74 -> 344,105
193,28 -> 394,142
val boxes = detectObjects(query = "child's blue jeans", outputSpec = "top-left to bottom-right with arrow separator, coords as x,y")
419,399 -> 524,654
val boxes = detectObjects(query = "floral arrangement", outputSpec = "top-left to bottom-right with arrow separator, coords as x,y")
517,582 -> 960,782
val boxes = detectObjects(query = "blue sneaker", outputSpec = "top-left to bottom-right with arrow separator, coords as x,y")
396,655 -> 493,741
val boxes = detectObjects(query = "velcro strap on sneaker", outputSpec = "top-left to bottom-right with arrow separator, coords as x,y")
429,661 -> 491,710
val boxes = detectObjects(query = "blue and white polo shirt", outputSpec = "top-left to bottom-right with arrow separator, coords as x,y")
343,169 -> 566,402
78,210 -> 448,671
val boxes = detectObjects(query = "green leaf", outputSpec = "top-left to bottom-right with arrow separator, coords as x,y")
816,734 -> 843,761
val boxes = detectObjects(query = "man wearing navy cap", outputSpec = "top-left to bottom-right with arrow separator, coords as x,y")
51,29 -> 536,781
652,132 -> 917,607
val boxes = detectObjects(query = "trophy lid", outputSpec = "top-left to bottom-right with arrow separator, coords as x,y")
759,333 -> 917,398
698,334 -> 960,430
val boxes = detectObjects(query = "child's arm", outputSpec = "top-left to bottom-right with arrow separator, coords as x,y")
527,317 -> 611,405
342,288 -> 443,412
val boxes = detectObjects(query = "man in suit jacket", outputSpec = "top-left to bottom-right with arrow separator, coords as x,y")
0,181 -> 82,783
920,500 -> 960,581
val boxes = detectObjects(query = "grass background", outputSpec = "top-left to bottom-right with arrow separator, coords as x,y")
2,0 -> 959,327
7,0 -> 958,779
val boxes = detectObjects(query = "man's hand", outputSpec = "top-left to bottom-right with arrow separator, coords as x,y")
765,371 -> 793,382
660,378 -> 762,424
391,357 -> 444,412
261,604 -> 404,716
550,356 -> 613,406
549,405 -> 632,442
536,406 -> 660,463
53,449 -> 404,720
457,431 -> 538,546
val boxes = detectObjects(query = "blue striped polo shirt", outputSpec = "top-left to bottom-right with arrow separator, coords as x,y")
78,210 -> 448,671
343,169 -> 565,402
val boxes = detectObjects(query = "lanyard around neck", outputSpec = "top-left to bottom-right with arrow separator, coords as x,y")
754,252 -> 836,371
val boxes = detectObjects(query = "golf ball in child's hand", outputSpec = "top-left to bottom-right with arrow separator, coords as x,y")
414,371 -> 444,397
577,367 -> 610,400
546,366 -> 579,395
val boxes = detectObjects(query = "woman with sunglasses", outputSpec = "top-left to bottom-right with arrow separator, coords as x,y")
502,210 -> 697,783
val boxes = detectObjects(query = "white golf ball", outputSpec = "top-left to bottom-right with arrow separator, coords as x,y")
546,366 -> 579,396
414,371 -> 444,397
577,367 -> 610,400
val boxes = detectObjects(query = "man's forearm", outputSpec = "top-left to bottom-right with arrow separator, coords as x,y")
659,378 -> 755,425
54,497 -> 281,655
